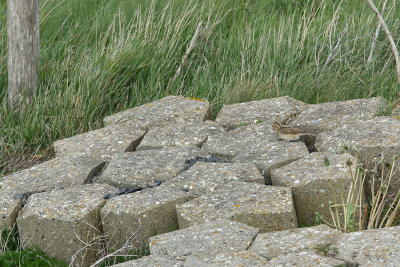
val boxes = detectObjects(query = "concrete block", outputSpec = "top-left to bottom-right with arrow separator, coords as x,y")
136,121 -> 224,150
249,224 -> 342,259
0,156 -> 105,194
233,141 -> 309,184
183,251 -> 269,266
165,162 -> 264,196
0,191 -> 21,230
268,251 -> 346,266
271,152 -> 363,225
202,121 -> 277,160
216,96 -> 307,130
112,255 -> 183,266
17,184 -> 117,266
289,97 -> 387,134
176,181 -> 297,232
330,226 -> 400,266
103,96 -> 210,128
54,124 -> 146,162
149,219 -> 258,261
101,185 -> 194,252
97,147 -> 209,188
316,116 -> 400,196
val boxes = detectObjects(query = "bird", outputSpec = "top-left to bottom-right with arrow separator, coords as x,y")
271,121 -> 314,142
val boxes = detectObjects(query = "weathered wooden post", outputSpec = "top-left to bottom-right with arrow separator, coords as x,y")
7,0 -> 39,109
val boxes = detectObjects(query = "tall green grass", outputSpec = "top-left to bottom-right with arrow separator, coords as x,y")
0,0 -> 399,174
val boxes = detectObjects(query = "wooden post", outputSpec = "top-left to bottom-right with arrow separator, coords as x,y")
7,0 -> 39,109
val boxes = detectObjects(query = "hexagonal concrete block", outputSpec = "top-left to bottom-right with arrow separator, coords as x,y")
249,224 -> 343,259
17,184 -> 117,266
0,191 -> 21,230
330,226 -> 400,266
149,219 -> 259,261
0,156 -> 107,229
53,123 -> 146,162
183,251 -> 270,266
268,251 -> 346,266
176,181 -> 298,232
202,121 -> 278,160
0,155 -> 105,196
112,255 -> 183,267
316,116 -> 400,196
103,96 -> 210,128
164,162 -> 264,196
288,97 -> 387,134
233,141 -> 309,184
97,147 -> 209,188
101,185 -> 194,252
136,121 -> 224,150
271,152 -> 363,225
215,96 -> 307,130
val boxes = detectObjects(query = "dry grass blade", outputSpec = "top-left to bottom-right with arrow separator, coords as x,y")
364,0 -> 400,82
170,21 -> 203,85
324,152 -> 400,232
367,0 -> 388,63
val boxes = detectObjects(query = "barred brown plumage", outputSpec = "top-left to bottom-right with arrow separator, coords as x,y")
271,121 -> 313,141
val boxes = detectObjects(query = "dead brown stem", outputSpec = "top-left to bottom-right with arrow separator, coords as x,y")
364,0 -> 400,83
367,0 -> 388,64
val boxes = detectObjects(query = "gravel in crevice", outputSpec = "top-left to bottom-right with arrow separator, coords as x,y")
177,155 -> 232,175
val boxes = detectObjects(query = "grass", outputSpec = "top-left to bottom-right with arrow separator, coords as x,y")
0,0 -> 399,175
0,248 -> 68,267
0,1 -> 399,263
2,2 -> 399,263
0,227 -> 67,267
0,223 -> 151,267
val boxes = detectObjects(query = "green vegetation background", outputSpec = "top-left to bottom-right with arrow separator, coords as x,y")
0,0 -> 399,174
